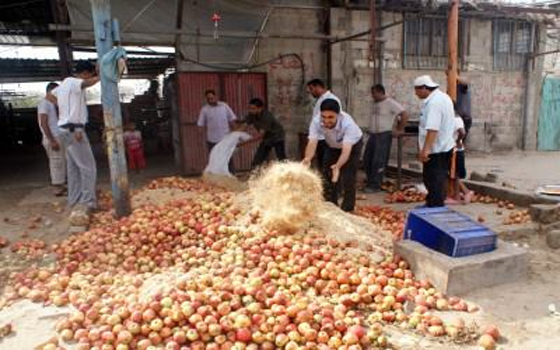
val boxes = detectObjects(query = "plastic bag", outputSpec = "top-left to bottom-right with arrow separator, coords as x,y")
204,131 -> 252,176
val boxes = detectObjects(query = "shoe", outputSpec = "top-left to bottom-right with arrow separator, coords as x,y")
363,187 -> 381,194
53,187 -> 66,197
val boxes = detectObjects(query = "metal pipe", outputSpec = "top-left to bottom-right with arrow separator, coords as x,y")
370,0 -> 378,84
522,23 -> 538,150
49,24 -> 334,41
72,46 -> 174,56
530,48 -> 560,58
447,0 -> 459,102
246,7 -> 274,64
330,20 -> 403,44
397,135 -> 403,191
121,0 -> 158,32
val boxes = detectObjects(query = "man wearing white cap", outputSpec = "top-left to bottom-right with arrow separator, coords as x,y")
414,75 -> 456,207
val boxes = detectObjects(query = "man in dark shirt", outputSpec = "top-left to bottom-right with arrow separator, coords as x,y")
448,71 -> 472,138
245,98 -> 286,168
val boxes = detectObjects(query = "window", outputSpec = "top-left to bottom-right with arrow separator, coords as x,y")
493,20 -> 533,71
403,17 -> 464,69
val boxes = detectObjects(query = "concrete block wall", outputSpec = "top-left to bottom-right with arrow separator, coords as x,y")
330,9 -> 531,152
177,7 -> 326,159
256,7 -> 326,158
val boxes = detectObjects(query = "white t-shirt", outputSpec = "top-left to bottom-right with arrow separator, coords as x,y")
308,111 -> 363,149
124,130 -> 143,151
418,89 -> 456,154
197,102 -> 237,143
52,77 -> 88,126
454,116 -> 465,151
204,131 -> 252,176
370,97 -> 405,133
37,98 -> 61,138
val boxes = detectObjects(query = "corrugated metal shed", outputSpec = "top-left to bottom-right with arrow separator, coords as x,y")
0,57 -> 174,83
177,72 -> 267,175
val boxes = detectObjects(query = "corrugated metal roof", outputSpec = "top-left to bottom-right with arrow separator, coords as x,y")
66,0 -> 272,64
0,34 -> 30,45
0,0 -> 53,36
0,57 -> 174,83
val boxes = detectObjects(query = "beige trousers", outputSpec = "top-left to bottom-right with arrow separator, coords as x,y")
42,136 -> 66,186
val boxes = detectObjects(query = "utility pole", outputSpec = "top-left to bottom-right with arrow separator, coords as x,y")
369,0 -> 380,84
90,0 -> 131,217
448,0 -> 459,101
447,0 -> 459,198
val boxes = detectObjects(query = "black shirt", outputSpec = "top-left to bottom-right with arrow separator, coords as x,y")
245,111 -> 285,145
456,82 -> 471,119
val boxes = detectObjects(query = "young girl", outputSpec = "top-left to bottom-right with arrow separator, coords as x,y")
123,122 -> 146,172
446,113 -> 474,204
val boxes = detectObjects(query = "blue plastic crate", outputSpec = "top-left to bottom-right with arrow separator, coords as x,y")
404,207 -> 497,257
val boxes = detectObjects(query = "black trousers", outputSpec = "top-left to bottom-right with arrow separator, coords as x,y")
422,149 -> 453,207
252,140 -> 286,168
363,131 -> 392,189
207,141 -> 234,173
322,140 -> 363,212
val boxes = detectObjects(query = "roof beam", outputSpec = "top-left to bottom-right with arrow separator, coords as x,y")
49,24 -> 334,41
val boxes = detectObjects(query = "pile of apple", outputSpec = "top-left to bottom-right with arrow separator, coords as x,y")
9,238 -> 48,259
355,206 -> 406,241
502,209 -> 531,225
2,179 -> 499,350
384,190 -> 426,204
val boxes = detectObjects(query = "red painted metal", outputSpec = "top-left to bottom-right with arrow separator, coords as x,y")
177,72 -> 267,175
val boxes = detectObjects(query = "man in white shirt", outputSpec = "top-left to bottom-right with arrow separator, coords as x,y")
303,99 -> 363,212
197,89 -> 237,151
38,82 -> 66,196
414,75 -> 456,207
306,79 -> 341,174
53,61 -> 100,210
364,84 -> 409,193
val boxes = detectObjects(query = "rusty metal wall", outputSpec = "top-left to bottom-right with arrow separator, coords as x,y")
177,72 -> 267,175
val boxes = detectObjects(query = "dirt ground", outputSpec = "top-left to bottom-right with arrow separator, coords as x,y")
1,151 -> 560,349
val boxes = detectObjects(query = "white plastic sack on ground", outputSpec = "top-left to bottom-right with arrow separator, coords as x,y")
204,131 -> 252,176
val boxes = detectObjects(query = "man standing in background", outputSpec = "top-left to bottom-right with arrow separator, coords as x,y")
363,84 -> 409,193
414,75 -> 456,208
447,70 -> 472,139
197,89 -> 237,152
38,82 -> 65,196
53,61 -> 100,210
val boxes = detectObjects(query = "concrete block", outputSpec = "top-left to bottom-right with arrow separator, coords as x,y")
485,173 -> 499,183
539,221 -> 560,233
470,171 -> 487,182
546,230 -> 560,249
464,180 -> 558,207
529,203 -> 560,224
394,240 -> 528,296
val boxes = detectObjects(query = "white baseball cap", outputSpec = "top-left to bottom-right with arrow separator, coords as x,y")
414,75 -> 439,88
